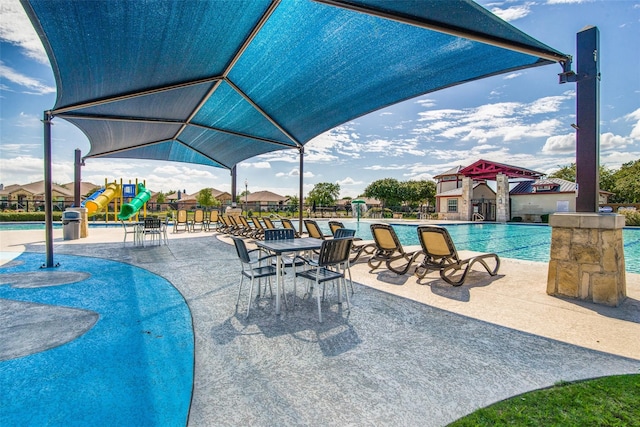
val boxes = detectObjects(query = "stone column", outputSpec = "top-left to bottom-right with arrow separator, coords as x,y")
495,173 -> 510,222
547,213 -> 626,306
461,177 -> 473,221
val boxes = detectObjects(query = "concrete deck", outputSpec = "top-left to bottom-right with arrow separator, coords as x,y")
1,224 -> 639,426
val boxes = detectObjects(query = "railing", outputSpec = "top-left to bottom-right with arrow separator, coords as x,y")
472,212 -> 484,221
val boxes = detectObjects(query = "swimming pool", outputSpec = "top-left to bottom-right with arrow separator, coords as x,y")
313,221 -> 640,274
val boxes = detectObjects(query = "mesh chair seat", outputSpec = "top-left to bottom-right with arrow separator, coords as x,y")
295,238 -> 353,322
232,237 -> 279,318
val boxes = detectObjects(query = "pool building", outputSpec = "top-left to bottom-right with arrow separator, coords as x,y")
434,159 -> 612,222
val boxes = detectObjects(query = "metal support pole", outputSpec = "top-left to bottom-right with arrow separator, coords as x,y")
231,165 -> 237,207
298,147 -> 304,234
74,149 -> 82,207
43,111 -> 57,268
575,26 -> 600,212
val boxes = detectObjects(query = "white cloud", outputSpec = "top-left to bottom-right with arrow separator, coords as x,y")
414,93 -> 573,144
542,133 -> 575,153
0,0 -> 49,64
336,177 -> 363,186
503,73 -> 522,80
241,161 -> 271,169
488,3 -> 532,21
625,108 -> 640,140
546,0 -> 589,4
600,132 -> 632,150
0,61 -> 55,95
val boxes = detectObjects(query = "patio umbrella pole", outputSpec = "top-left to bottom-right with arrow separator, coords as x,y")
42,110 -> 57,268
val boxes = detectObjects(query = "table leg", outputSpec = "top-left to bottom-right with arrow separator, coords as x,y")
275,254 -> 282,315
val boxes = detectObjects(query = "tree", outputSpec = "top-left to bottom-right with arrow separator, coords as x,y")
612,160 -> 640,203
548,163 -> 619,200
399,180 -> 436,208
156,192 -> 166,204
363,178 -> 403,207
287,195 -> 299,212
548,163 -> 576,181
307,182 -> 340,206
197,188 -> 216,208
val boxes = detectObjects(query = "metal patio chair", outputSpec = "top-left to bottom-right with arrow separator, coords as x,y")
295,237 -> 353,322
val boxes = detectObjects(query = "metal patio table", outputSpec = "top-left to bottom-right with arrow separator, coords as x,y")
256,237 -> 323,315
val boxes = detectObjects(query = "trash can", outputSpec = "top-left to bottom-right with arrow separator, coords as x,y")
62,210 -> 81,240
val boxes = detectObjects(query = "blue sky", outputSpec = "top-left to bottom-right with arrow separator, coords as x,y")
1,0 -> 639,198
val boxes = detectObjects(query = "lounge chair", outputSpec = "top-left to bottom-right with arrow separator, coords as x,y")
238,216 -> 260,239
328,220 -> 345,236
414,225 -> 500,286
173,209 -> 189,233
304,219 -> 331,240
191,209 -> 206,232
280,218 -> 300,237
227,215 -> 245,236
250,217 -> 266,239
262,217 -> 276,230
221,215 -> 240,235
328,223 -> 376,263
204,210 -> 221,231
368,223 -> 422,275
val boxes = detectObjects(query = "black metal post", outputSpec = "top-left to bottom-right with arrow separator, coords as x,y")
575,26 -> 600,212
74,149 -> 82,207
231,165 -> 237,207
43,111 -> 56,268
298,147 -> 304,234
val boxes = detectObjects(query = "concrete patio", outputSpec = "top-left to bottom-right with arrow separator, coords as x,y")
1,224 -> 639,426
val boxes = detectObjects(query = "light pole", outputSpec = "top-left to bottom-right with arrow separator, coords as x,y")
244,179 -> 248,214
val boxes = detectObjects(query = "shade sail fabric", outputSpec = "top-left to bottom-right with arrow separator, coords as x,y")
22,0 -> 569,170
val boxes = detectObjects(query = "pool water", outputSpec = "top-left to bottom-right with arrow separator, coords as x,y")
314,221 -> 640,274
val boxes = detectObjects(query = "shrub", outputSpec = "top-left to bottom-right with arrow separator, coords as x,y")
0,212 -> 63,222
510,216 -> 523,222
619,209 -> 640,226
541,214 -> 550,223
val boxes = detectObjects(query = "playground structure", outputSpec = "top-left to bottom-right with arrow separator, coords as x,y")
83,179 -> 150,222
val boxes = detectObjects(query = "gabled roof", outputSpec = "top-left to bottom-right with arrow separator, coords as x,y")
23,0 -> 569,170
1,181 -> 74,197
62,182 -> 102,196
433,166 -> 464,180
459,159 -> 544,180
510,178 -> 575,194
246,191 -> 287,203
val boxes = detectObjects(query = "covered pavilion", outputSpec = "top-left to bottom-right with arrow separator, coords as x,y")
19,0 -> 575,267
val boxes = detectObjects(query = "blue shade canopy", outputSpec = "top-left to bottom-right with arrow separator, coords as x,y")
22,0 -> 569,170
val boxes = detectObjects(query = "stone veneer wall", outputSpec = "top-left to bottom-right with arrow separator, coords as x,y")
495,173 -> 510,222
547,213 -> 626,306
461,177 -> 473,221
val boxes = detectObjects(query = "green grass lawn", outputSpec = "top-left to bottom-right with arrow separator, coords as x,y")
449,374 -> 640,426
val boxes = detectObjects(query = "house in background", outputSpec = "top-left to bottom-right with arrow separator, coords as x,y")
434,159 -> 613,222
510,178 -> 611,222
434,160 -> 544,221
0,181 -> 75,211
436,182 -> 497,221
245,190 -> 288,211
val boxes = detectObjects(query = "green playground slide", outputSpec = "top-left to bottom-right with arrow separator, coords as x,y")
118,183 -> 152,220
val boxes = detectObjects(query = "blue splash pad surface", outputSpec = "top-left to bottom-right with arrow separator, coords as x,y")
0,252 -> 193,426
